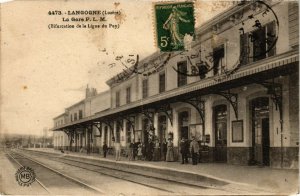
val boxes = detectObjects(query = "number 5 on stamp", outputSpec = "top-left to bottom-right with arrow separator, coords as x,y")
154,2 -> 195,52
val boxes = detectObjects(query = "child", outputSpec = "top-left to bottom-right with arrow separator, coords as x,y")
137,144 -> 142,160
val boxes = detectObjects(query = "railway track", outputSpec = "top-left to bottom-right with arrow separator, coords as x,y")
13,149 -> 220,194
6,150 -> 104,195
12,150 -> 183,194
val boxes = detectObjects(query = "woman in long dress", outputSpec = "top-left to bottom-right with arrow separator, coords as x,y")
166,139 -> 174,162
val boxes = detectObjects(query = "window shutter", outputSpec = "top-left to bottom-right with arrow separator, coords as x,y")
240,32 -> 249,65
266,21 -> 276,57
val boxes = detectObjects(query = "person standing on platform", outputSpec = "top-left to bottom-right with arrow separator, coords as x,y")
128,141 -> 134,161
180,137 -> 189,164
148,139 -> 154,161
133,139 -> 141,160
102,142 -> 108,158
153,139 -> 160,161
166,138 -> 174,162
142,142 -> 146,160
114,142 -> 121,161
190,136 -> 200,165
161,138 -> 167,161
137,143 -> 143,160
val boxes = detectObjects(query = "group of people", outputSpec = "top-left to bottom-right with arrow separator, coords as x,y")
128,138 -> 176,162
102,136 -> 201,165
180,136 -> 200,165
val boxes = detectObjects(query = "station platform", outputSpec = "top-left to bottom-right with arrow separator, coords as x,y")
24,148 -> 299,195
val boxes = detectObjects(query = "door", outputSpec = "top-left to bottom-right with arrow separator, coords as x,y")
214,105 -> 227,162
179,111 -> 189,140
251,97 -> 270,166
262,118 -> 270,166
158,116 -> 167,142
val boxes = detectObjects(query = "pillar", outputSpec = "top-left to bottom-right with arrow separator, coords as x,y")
153,113 -> 159,137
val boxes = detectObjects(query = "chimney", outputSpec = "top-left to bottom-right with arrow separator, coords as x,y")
86,84 -> 90,98
92,88 -> 97,96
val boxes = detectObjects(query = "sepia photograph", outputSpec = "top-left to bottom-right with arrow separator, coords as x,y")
0,0 -> 299,195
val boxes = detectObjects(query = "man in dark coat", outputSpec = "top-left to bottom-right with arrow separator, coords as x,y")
190,136 -> 200,165
161,138 -> 167,161
133,139 -> 141,160
180,137 -> 189,164
103,142 -> 108,158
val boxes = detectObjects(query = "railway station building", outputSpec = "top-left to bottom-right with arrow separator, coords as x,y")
53,1 -> 299,168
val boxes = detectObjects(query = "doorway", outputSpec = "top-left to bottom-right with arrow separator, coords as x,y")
250,97 -> 270,166
214,105 -> 227,162
178,111 -> 189,140
158,115 -> 167,142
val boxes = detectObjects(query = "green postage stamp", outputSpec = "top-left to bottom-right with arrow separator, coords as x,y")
154,2 -> 195,52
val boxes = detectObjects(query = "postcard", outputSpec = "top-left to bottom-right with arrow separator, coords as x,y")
0,0 -> 299,195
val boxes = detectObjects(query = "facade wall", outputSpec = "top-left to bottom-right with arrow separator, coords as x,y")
289,2 -> 299,48
68,101 -> 85,122
53,2 -> 298,168
110,76 -> 138,108
108,2 -> 292,104
53,131 -> 68,150
53,114 -> 67,128
85,90 -> 110,116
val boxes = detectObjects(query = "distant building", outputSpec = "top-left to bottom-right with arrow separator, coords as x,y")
53,86 -> 110,152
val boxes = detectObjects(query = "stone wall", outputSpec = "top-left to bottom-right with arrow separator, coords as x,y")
227,147 -> 251,165
270,147 -> 299,169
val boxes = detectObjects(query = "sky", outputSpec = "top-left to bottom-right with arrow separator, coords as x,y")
0,0 -> 233,136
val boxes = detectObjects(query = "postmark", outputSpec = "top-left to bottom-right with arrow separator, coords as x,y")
15,166 -> 36,186
172,0 -> 279,82
154,1 -> 195,52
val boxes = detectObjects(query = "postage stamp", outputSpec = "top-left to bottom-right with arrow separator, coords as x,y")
15,166 -> 36,186
154,1 -> 195,52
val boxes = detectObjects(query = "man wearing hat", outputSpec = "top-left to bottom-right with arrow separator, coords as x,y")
190,136 -> 200,165
180,137 -> 189,164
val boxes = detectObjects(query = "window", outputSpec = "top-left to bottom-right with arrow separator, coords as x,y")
159,72 -> 166,93
70,114 -> 73,122
142,79 -> 148,98
116,91 -> 120,107
74,113 -> 78,121
177,61 -> 187,87
240,21 -> 276,65
213,45 -> 225,75
126,86 -> 131,104
79,110 -> 83,119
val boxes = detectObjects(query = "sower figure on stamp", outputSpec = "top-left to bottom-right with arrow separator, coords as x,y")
180,137 -> 189,164
103,142 -> 108,158
163,6 -> 190,49
190,136 -> 200,165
